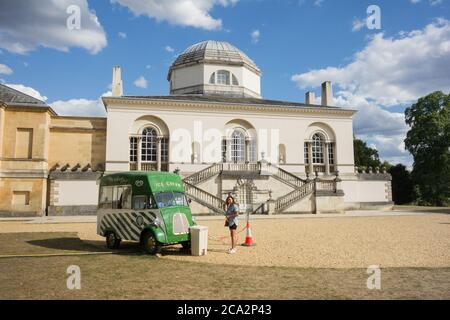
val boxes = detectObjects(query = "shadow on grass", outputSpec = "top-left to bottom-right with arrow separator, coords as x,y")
27,237 -> 109,253
26,237 -> 146,255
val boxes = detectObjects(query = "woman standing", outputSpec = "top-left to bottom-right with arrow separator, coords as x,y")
225,196 -> 239,254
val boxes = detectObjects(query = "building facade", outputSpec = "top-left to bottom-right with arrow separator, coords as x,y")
0,40 -> 392,217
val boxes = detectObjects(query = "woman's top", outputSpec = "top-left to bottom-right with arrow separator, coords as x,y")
225,203 -> 239,227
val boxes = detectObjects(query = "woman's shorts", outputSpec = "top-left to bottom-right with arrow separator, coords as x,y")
229,224 -> 238,230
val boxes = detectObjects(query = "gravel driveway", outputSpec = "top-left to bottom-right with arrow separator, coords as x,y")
1,213 -> 449,268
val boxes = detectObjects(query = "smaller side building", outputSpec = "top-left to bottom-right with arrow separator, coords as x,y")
0,84 -> 106,217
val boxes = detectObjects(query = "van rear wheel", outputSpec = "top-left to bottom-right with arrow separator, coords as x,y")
106,231 -> 121,249
141,232 -> 161,255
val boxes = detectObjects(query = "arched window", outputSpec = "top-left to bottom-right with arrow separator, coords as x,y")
141,127 -> 157,162
209,72 -> 215,84
231,129 -> 246,163
217,70 -> 230,85
312,133 -> 325,164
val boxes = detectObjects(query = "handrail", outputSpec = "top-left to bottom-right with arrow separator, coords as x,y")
262,162 -> 306,188
222,162 -> 260,173
274,181 -> 314,213
183,181 -> 226,215
183,163 -> 222,185
251,202 -> 266,215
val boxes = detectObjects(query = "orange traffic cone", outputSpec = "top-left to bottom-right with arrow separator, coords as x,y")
242,221 -> 256,247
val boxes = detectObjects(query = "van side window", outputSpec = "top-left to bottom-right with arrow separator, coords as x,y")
113,185 -> 132,209
133,196 -> 147,210
99,185 -> 132,209
99,186 -> 113,209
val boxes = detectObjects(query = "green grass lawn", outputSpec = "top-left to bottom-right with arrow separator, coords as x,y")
0,232 -> 448,300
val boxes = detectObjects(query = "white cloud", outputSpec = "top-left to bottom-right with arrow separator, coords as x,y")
352,18 -> 366,32
165,46 -> 175,53
111,0 -> 239,30
292,19 -> 450,106
5,83 -> 48,102
292,20 -> 450,165
50,91 -> 110,117
314,0 -> 324,7
251,29 -> 260,44
118,32 -> 127,39
0,0 -> 107,54
411,0 -> 443,5
334,90 -> 412,166
0,64 -> 13,75
134,76 -> 148,89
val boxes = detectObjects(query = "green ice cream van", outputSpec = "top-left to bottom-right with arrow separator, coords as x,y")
97,171 -> 195,254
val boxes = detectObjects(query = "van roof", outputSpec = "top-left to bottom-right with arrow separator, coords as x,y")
100,171 -> 184,193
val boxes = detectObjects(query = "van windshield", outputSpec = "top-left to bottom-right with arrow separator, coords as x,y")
155,192 -> 188,208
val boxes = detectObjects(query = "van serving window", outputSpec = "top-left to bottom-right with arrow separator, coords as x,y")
133,196 -> 147,210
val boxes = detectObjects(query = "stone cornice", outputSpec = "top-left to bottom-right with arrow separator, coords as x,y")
4,103 -> 57,116
49,125 -> 107,132
103,97 -> 357,117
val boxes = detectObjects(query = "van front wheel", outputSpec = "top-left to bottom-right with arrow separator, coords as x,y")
141,232 -> 161,255
106,232 -> 121,249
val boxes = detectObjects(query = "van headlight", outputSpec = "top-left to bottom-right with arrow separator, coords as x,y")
153,218 -> 161,227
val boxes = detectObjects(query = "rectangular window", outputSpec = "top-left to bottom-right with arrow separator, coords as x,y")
130,137 -> 138,162
15,128 -> 33,159
112,185 -> 132,209
248,140 -> 257,162
99,186 -> 113,209
142,136 -> 157,162
133,196 -> 147,210
161,138 -> 169,163
13,191 -> 30,206
304,143 -> 309,164
312,143 -> 324,164
328,143 -> 335,165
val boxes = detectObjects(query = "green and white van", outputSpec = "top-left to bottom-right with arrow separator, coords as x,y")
97,171 -> 195,254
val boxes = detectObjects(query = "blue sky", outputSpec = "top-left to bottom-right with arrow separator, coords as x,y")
1,0 -> 449,166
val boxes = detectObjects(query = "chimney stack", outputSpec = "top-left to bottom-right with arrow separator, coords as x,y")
305,91 -> 316,105
112,66 -> 123,97
321,81 -> 333,106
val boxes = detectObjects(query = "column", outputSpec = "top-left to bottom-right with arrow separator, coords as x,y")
157,137 -> 162,172
137,137 -> 142,171
308,142 -> 313,174
324,142 -> 330,175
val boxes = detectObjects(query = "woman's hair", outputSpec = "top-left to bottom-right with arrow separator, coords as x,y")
226,196 -> 235,204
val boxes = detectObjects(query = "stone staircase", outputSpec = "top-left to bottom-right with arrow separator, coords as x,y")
183,163 -> 223,185
182,162 -> 323,215
183,181 -> 226,215
273,181 -> 315,213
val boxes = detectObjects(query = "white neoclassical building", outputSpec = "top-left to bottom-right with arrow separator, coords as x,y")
0,40 -> 392,217
100,40 -> 392,215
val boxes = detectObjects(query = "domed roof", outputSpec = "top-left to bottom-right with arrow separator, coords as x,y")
169,40 -> 260,74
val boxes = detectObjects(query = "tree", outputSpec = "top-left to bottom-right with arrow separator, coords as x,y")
404,91 -> 450,206
354,138 -> 382,169
388,164 -> 416,205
